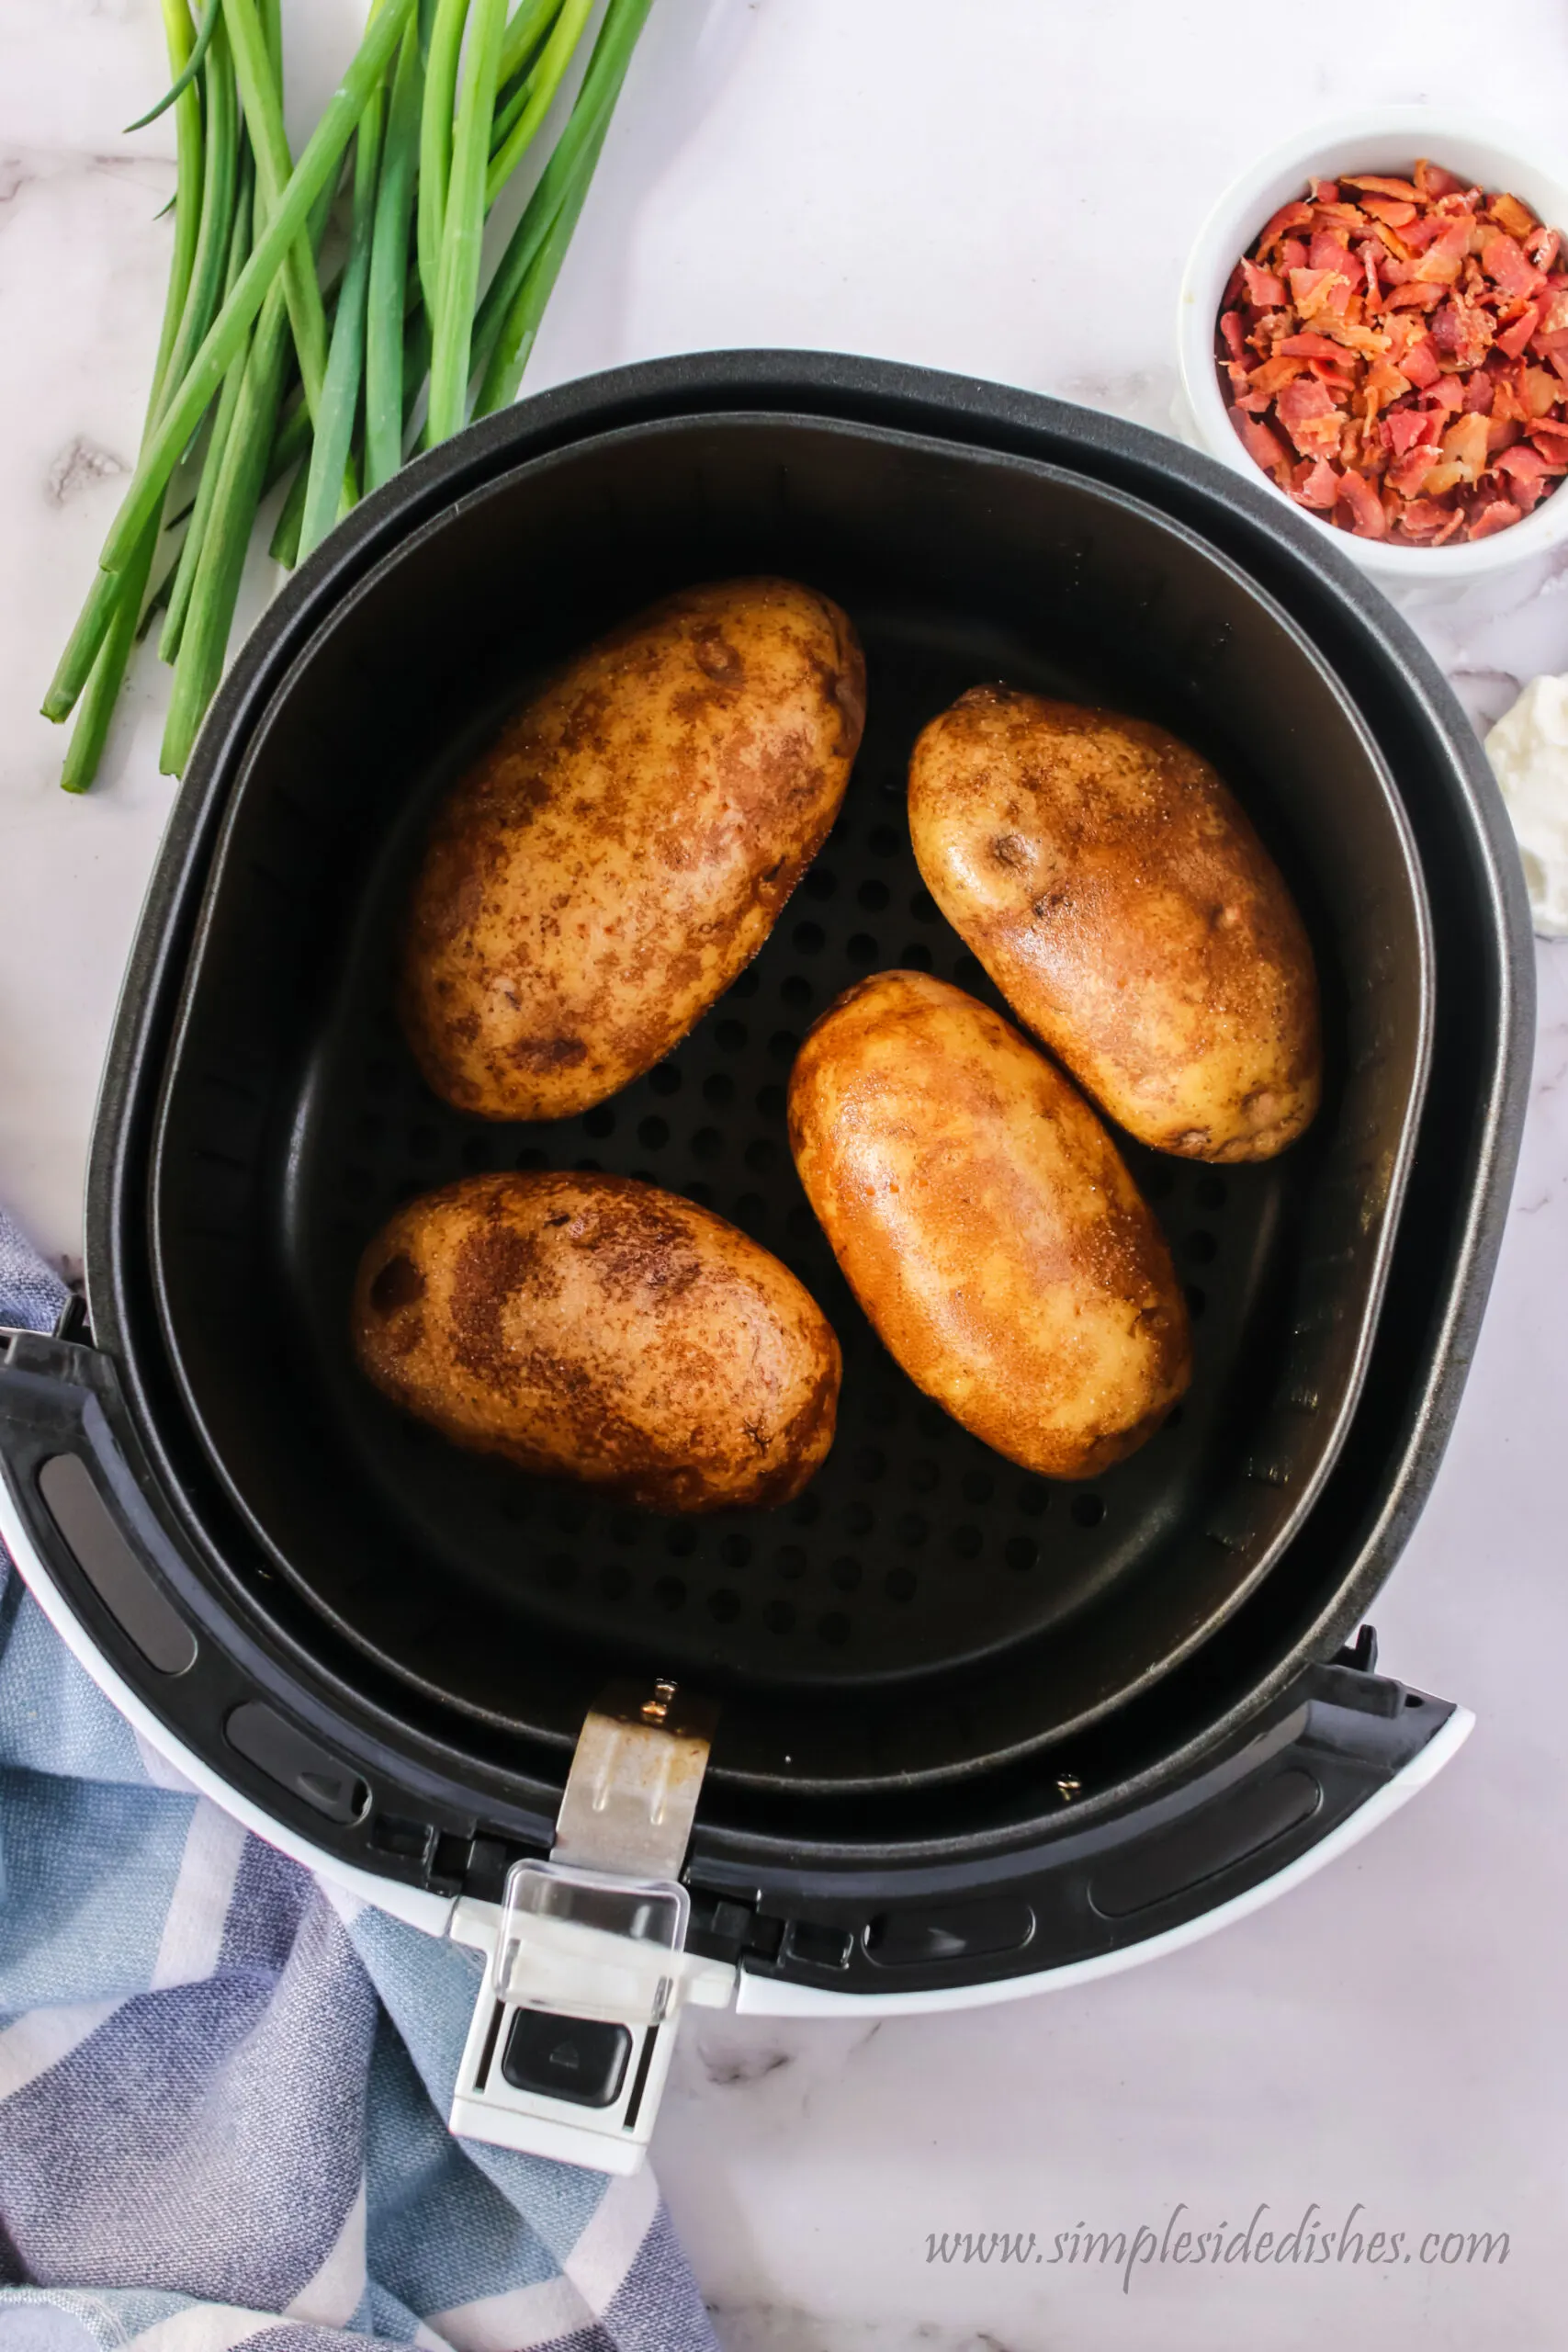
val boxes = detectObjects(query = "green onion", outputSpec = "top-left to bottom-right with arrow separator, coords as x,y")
155,17 -> 240,418
264,393 -> 311,495
162,278 -> 293,775
161,154 -> 255,664
472,0 -> 650,399
51,0 -> 645,786
269,444 -> 310,567
426,0 -> 507,445
221,0 -> 330,417
484,0 -> 592,209
417,0 -> 469,320
476,101 -> 604,415
42,0 -> 414,724
58,0 -> 204,789
497,0 -> 562,87
365,13 -> 424,491
124,0 -> 221,135
299,86 -> 385,560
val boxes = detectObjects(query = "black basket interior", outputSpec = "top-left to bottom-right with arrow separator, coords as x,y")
147,413 -> 1431,1791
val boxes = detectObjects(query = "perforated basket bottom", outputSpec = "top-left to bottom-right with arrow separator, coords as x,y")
284,610 -> 1301,1697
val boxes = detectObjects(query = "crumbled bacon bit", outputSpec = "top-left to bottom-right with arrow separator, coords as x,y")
1217,159 -> 1568,545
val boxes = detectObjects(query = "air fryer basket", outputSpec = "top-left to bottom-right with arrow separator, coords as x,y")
144,411 -> 1431,1792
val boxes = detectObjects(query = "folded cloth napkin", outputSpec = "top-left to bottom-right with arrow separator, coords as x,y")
0,1204 -> 716,2352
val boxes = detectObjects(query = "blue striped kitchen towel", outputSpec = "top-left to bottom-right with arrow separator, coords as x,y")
0,1204 -> 716,2352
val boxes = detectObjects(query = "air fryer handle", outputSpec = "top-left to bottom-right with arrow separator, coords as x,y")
0,1330 -> 374,1839
0,1327 -> 199,1665
727,1655 -> 1470,2011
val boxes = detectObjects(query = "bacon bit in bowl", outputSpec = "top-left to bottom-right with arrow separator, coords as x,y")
1217,160 -> 1568,545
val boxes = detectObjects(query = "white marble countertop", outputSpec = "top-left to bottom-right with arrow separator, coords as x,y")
4,3 -> 1568,2345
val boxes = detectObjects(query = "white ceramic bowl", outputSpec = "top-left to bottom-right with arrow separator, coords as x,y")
1178,110 -> 1568,583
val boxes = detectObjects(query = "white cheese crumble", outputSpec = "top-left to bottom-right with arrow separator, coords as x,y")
1485,673 -> 1568,939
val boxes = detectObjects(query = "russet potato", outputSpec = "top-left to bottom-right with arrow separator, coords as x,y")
787,971 -> 1190,1479
352,1172 -> 840,1512
908,687 -> 1321,1161
400,578 -> 865,1120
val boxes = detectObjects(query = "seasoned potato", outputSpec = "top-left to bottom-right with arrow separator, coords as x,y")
908,687 -> 1321,1160
352,1171 -> 840,1512
787,972 -> 1190,1479
400,579 -> 865,1120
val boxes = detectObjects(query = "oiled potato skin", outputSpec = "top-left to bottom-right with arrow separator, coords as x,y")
401,579 -> 865,1119
908,688 -> 1321,1161
352,1172 -> 840,1512
787,972 -> 1190,1479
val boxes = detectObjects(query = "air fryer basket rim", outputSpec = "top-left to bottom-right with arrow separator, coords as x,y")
73,353 -> 1532,1872
142,407 -> 1433,1791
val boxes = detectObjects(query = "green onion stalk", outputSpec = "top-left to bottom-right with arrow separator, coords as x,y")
46,0 -> 655,789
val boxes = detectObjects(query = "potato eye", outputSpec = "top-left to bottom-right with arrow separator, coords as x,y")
369,1253 -> 424,1314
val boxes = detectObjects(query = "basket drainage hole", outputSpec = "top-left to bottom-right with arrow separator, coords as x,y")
599,1563 -> 631,1597
703,1072 -> 735,1108
896,1511 -> 928,1546
829,1556 -> 862,1591
1006,1536 -> 1038,1571
774,1544 -> 807,1580
949,1525 -> 982,1560
793,920 -> 825,954
461,1136 -> 491,1170
543,1555 -> 577,1590
730,968 -> 760,1000
1194,1173 -> 1227,1210
653,1576 -> 686,1611
664,1525 -> 698,1558
804,866 -> 837,902
818,1612 -> 852,1645
765,1599 -> 796,1633
649,1063 -> 682,1096
846,934 -> 879,967
583,1106 -> 615,1139
707,1588 -> 741,1623
1185,1286 -> 1207,1318
909,887 -> 938,922
781,976 -> 813,1011
637,1116 -> 670,1149
1187,1228 -> 1218,1264
885,1566 -> 917,1602
857,878 -> 889,912
1071,1494 -> 1106,1529
693,1126 -> 723,1162
900,942 -> 934,971
962,1471 -> 993,1505
721,1534 -> 751,1566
